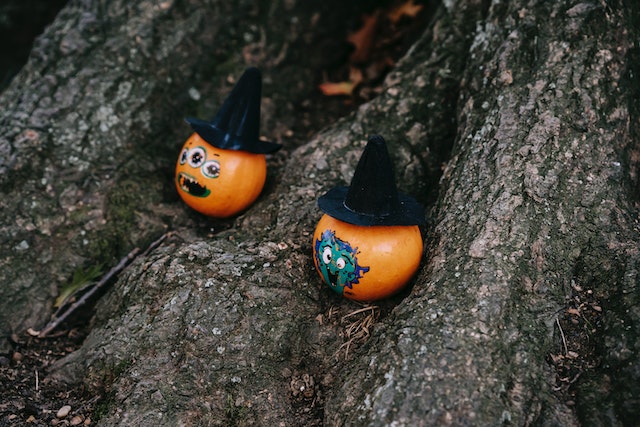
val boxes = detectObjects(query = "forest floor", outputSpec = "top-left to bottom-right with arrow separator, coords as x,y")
0,328 -> 96,426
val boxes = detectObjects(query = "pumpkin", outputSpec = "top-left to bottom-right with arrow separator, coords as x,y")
312,213 -> 423,301
175,132 -> 266,218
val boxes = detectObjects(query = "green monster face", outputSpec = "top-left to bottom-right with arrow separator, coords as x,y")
314,229 -> 369,295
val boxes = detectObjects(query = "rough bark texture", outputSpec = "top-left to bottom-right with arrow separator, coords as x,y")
328,1 -> 640,425
0,0 -> 364,351
2,0 -> 639,425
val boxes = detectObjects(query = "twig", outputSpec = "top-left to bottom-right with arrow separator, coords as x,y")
37,247 -> 139,337
556,317 -> 568,355
37,232 -> 171,338
569,371 -> 582,385
141,231 -> 173,257
49,280 -> 97,322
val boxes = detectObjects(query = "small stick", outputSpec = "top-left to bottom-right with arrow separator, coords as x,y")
37,247 -> 139,338
140,231 -> 173,257
38,232 -> 171,338
556,317 -> 568,355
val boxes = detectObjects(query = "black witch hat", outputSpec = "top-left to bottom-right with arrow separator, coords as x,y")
185,67 -> 281,154
318,135 -> 425,226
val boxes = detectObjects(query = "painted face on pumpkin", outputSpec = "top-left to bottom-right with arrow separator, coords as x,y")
174,132 -> 267,218
176,139 -> 221,198
314,229 -> 369,295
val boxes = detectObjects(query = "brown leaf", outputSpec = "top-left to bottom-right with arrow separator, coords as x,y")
319,67 -> 363,97
319,81 -> 355,96
347,12 -> 379,64
388,0 -> 424,24
566,308 -> 581,316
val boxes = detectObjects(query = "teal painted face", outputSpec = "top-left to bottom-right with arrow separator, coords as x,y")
314,229 -> 369,295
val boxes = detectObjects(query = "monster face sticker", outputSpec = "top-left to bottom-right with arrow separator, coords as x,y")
314,229 -> 370,295
176,142 -> 221,198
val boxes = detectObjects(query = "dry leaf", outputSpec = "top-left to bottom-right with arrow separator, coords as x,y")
318,67 -> 363,96
549,353 -> 564,363
349,66 -> 364,85
319,81 -> 355,96
320,1 -> 423,99
388,0 -> 423,24
347,12 -> 379,64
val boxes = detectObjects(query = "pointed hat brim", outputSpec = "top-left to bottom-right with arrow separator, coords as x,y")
185,117 -> 281,154
317,134 -> 425,226
318,186 -> 425,226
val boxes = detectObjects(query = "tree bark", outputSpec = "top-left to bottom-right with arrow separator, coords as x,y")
0,0 -> 359,349
327,1 -> 640,425
1,0 -> 639,425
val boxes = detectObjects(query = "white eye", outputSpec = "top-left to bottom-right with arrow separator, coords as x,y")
202,160 -> 220,178
322,247 -> 331,264
336,258 -> 346,270
188,147 -> 206,167
179,148 -> 189,164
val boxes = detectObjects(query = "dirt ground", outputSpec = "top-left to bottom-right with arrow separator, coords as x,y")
0,329 -> 97,426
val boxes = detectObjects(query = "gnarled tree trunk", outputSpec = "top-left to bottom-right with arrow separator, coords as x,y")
1,0 -> 638,425
328,1 -> 640,425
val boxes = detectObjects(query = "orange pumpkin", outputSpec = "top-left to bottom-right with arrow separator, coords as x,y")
312,214 -> 423,301
175,133 -> 266,218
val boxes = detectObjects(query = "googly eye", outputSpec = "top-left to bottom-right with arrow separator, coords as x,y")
202,160 -> 220,178
179,147 -> 189,165
322,247 -> 332,264
336,258 -> 346,270
188,147 -> 206,168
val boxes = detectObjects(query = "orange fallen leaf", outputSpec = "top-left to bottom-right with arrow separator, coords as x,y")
319,67 -> 363,96
319,81 -> 355,96
347,11 -> 379,64
388,0 -> 423,24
